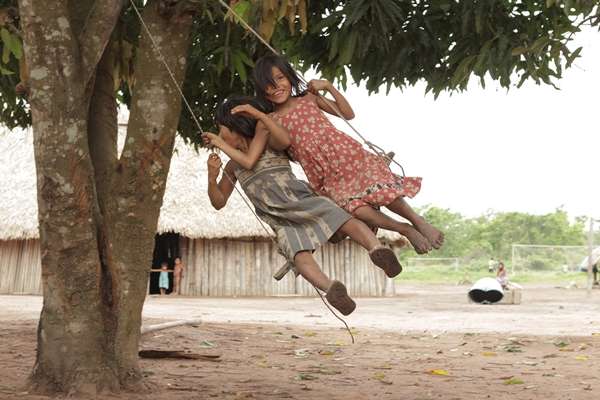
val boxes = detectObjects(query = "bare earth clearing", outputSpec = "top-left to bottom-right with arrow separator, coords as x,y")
1,284 -> 599,399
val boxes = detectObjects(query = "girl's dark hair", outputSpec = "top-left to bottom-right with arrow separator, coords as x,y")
214,95 -> 272,138
253,54 -> 306,100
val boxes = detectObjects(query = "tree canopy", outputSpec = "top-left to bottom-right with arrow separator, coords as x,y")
1,0 -> 598,136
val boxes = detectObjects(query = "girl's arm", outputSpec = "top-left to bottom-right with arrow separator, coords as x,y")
207,154 -> 236,210
308,79 -> 355,120
231,104 -> 291,151
203,130 -> 269,170
255,118 -> 291,151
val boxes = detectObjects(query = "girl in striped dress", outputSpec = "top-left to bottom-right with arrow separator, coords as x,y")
203,96 -> 401,316
252,55 -> 444,254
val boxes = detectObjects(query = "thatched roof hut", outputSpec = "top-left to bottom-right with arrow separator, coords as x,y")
0,123 -> 404,296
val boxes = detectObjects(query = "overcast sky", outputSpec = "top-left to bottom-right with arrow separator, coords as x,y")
313,29 -> 599,219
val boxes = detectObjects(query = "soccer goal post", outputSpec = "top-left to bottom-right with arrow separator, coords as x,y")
510,244 -> 589,274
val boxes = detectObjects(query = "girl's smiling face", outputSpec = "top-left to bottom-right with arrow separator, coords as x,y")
265,67 -> 292,104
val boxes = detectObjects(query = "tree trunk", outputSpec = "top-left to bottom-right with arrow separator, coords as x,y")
18,0 -> 193,394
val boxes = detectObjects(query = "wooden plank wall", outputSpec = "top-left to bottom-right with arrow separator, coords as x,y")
0,237 -> 395,297
0,239 -> 42,294
180,237 -> 395,297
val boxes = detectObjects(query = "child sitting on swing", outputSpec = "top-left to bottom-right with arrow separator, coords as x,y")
251,54 -> 444,255
203,95 -> 402,315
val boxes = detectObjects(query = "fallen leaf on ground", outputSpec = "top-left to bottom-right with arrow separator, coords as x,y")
372,372 -> 393,385
296,374 -> 318,381
575,355 -> 589,361
482,352 -> 497,357
304,331 -> 317,337
428,369 -> 450,376
504,378 -> 524,385
199,340 -> 215,348
318,349 -> 335,356
294,349 -> 310,358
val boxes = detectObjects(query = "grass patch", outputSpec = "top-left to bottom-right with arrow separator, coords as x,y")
396,264 -> 588,285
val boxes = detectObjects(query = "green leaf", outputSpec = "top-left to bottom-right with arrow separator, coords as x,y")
530,36 -> 550,54
450,55 -> 476,87
230,0 -> 251,24
566,46 -> 582,68
232,53 -> 247,82
504,377 -> 524,385
339,30 -> 358,65
328,33 -> 339,62
1,28 -> 22,61
511,47 -> 528,56
0,64 -> 14,75
474,38 -> 495,73
237,51 -> 254,67
2,43 -> 10,64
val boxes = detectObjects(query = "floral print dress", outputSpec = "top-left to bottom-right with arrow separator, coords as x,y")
273,95 -> 422,214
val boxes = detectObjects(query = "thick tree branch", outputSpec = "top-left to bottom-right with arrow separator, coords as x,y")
79,0 -> 125,87
88,41 -> 119,193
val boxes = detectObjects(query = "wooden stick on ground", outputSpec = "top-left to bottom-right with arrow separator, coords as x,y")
139,350 -> 221,361
140,318 -> 203,335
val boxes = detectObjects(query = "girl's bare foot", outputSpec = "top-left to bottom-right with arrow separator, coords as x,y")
402,225 -> 433,254
369,246 -> 402,277
414,219 -> 444,249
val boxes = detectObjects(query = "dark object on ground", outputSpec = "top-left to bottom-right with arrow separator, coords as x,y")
139,350 -> 221,361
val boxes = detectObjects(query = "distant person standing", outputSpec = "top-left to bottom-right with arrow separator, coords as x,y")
594,262 -> 599,286
496,262 -> 508,289
158,261 -> 170,295
488,258 -> 497,273
173,257 -> 185,295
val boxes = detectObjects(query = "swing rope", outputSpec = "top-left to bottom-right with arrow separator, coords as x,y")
217,0 -> 406,177
128,0 -> 354,344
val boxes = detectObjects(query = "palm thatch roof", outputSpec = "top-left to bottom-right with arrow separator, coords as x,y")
0,122 -> 405,244
0,127 -> 38,240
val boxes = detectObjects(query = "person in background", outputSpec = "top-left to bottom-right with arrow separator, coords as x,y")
158,261 -> 170,295
488,257 -> 497,273
496,261 -> 508,289
173,257 -> 185,295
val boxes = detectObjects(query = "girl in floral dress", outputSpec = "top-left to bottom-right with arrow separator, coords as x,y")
250,55 -> 444,254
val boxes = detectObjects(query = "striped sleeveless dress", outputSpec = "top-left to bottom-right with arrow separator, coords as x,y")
233,148 -> 351,261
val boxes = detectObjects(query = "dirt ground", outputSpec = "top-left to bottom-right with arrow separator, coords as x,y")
1,284 -> 599,399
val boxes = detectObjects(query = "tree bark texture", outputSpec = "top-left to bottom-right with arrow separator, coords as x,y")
17,0 -> 193,394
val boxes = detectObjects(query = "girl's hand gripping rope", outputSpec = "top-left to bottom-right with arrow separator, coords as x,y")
207,153 -> 223,181
202,132 -> 224,150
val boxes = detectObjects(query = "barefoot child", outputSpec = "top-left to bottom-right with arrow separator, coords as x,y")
252,55 -> 444,254
173,257 -> 184,295
203,95 -> 402,315
158,262 -> 169,295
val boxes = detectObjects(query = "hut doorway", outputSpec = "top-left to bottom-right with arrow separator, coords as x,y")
148,232 -> 180,295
